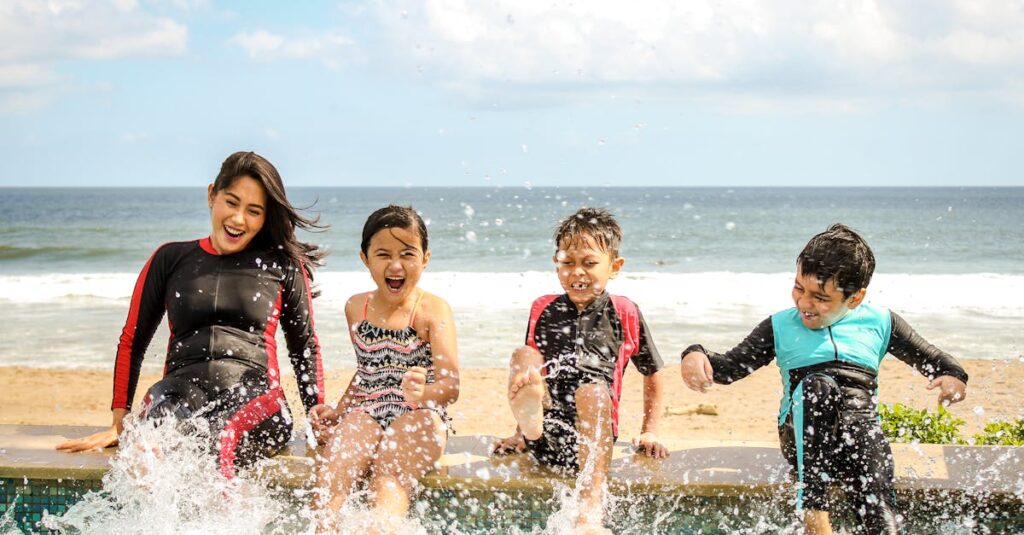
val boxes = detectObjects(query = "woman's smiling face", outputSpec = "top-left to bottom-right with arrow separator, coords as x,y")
360,226 -> 430,305
207,175 -> 266,255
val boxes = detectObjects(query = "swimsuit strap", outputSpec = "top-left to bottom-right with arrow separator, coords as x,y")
362,293 -> 371,321
408,290 -> 425,328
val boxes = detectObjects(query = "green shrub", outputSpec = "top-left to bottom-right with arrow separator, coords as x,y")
972,419 -> 1024,446
879,403 -> 965,444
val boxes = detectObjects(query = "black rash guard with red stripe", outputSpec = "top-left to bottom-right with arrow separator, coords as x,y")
111,237 -> 324,476
523,292 -> 663,468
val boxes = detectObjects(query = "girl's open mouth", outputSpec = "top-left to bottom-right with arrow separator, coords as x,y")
386,276 -> 405,291
224,226 -> 244,239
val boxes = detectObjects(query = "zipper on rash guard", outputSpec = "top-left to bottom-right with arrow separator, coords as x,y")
210,260 -> 222,361
827,326 -> 839,360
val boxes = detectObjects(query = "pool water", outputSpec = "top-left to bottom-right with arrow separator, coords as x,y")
5,476 -> 1024,534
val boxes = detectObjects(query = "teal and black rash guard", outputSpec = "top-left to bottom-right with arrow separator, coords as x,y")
686,303 -> 968,533
686,303 -> 968,422
111,237 -> 324,476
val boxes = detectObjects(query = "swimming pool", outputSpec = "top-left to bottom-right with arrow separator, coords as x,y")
3,425 -> 1023,533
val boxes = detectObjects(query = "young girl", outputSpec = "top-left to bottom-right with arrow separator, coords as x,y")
310,205 -> 459,528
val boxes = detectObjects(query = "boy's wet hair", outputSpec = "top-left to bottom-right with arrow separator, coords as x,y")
797,223 -> 876,299
361,205 -> 428,255
554,207 -> 622,258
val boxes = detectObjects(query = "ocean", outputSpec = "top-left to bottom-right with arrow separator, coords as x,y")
1,187 -> 1021,370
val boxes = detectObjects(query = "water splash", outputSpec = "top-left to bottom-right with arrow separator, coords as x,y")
42,416 -> 290,535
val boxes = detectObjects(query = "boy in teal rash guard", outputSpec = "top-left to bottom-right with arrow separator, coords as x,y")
680,224 -> 968,535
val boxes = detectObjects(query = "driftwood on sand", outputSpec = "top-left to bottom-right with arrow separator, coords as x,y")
664,404 -> 719,416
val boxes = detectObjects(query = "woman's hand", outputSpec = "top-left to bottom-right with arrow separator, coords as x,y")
56,409 -> 127,452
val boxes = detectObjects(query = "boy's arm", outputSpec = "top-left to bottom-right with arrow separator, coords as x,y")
683,317 -> 776,385
888,312 -> 968,404
632,308 -> 669,458
633,370 -> 669,458
887,312 -> 968,382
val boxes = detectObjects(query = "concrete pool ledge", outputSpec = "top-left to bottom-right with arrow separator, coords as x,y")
2,425 -> 1022,501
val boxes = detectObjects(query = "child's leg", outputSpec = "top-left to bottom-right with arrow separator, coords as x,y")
370,409 -> 447,518
574,383 -> 614,532
780,373 -> 842,531
313,411 -> 383,514
803,511 -> 833,534
840,413 -> 900,534
508,346 -> 547,440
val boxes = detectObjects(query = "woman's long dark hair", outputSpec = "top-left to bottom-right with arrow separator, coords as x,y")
212,151 -> 327,279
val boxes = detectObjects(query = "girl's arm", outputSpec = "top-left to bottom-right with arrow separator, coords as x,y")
404,294 -> 460,409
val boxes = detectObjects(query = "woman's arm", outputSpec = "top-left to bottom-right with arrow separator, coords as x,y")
281,263 -> 325,412
59,244 -> 174,451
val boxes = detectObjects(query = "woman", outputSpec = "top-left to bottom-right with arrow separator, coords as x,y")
57,151 -> 327,478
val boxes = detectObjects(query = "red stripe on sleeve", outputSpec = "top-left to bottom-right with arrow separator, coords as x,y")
526,295 -> 560,352
299,265 -> 324,405
111,248 -> 161,410
609,295 -> 641,436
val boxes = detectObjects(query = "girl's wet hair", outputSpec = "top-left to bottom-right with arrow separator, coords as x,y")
553,207 -> 622,257
213,151 -> 327,277
797,223 -> 875,299
361,205 -> 428,255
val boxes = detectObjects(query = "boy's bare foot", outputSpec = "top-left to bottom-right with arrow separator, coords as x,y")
509,366 -> 545,440
573,524 -> 612,535
575,508 -> 612,535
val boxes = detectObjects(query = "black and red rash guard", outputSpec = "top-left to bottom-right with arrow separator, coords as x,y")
111,237 -> 324,413
525,292 -> 663,436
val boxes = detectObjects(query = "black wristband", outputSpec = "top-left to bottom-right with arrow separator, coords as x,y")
681,344 -> 706,361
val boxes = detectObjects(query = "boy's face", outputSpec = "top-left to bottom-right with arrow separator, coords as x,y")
792,266 -> 866,329
554,234 -> 624,311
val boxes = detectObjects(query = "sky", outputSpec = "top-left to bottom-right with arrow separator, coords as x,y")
1,0 -> 1023,187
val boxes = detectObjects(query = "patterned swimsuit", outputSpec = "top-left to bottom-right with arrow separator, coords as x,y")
350,293 -> 448,429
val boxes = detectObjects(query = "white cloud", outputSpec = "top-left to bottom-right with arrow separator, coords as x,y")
0,0 -> 187,114
362,0 -> 1024,109
0,64 -> 62,90
231,30 -> 354,67
0,0 -> 187,62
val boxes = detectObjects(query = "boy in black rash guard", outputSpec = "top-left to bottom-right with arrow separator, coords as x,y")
57,151 -> 326,479
681,224 -> 968,535
494,208 -> 668,534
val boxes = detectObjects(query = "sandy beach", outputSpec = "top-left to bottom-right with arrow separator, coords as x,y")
2,359 -> 1021,445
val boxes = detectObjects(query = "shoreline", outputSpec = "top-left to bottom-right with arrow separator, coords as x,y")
3,358 -> 1022,444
